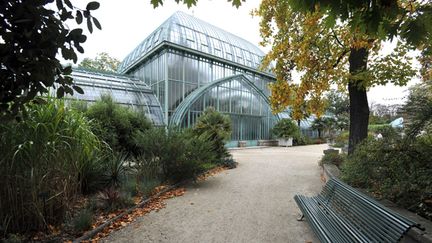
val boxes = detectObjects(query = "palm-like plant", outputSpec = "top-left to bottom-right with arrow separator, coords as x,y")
272,118 -> 300,139
311,117 -> 336,138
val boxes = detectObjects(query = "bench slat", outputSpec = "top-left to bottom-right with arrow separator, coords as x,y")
294,178 -> 422,243
327,187 -> 406,240
321,183 -> 405,241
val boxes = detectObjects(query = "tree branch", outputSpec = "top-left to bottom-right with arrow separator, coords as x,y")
332,29 -> 345,48
333,49 -> 349,68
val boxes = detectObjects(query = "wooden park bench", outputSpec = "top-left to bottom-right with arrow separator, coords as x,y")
294,178 -> 423,243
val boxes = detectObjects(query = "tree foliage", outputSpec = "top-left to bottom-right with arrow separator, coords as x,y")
325,90 -> 350,130
150,0 -> 245,8
420,49 -> 432,81
325,89 -> 349,116
79,52 -> 120,73
255,1 -> 418,115
288,0 -> 432,48
402,80 -> 432,137
0,0 -> 101,118
253,0 -> 428,153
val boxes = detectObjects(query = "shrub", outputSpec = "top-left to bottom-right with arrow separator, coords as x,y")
293,134 -> 313,146
272,118 -> 300,139
72,209 -> 93,232
333,131 -> 349,148
162,130 -> 213,182
193,107 -> 231,162
132,108 -> 232,184
85,94 -> 151,155
0,99 -> 101,234
341,136 -> 432,220
375,125 -> 400,139
320,152 -> 346,167
368,124 -> 391,133
134,128 -> 214,183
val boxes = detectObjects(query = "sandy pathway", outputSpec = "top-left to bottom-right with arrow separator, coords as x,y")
103,145 -> 327,243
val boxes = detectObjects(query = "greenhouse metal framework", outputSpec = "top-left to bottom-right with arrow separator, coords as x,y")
71,11 -> 281,145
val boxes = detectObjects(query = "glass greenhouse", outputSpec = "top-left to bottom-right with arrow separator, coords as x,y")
70,69 -> 164,126
73,11 -> 281,145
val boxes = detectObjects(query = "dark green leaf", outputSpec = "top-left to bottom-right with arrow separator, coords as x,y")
86,1 -> 100,11
69,28 -> 83,37
87,18 -> 93,33
93,17 -> 101,30
63,65 -> 72,74
64,0 -> 73,8
151,0 -> 163,8
64,86 -> 73,94
183,0 -> 197,8
63,76 -> 73,85
229,0 -> 243,8
76,45 -> 84,53
57,86 -> 65,98
73,85 -> 84,94
83,10 -> 90,18
56,0 -> 63,10
76,11 -> 83,24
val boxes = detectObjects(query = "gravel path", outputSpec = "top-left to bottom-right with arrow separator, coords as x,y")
103,145 -> 327,243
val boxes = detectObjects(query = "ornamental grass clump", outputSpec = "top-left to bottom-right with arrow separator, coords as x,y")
0,99 -> 102,234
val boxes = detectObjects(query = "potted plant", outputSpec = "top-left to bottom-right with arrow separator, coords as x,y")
272,118 -> 300,147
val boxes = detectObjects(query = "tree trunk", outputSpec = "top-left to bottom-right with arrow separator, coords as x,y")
348,47 -> 370,155
297,120 -> 301,127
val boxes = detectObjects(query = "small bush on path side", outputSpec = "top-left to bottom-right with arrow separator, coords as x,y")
320,152 -> 346,168
341,136 -> 432,220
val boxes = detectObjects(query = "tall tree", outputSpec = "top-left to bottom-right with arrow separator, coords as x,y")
325,89 -> 350,130
325,89 -> 349,117
0,0 -> 101,119
79,52 -> 120,73
402,80 -> 432,137
254,0 -> 430,154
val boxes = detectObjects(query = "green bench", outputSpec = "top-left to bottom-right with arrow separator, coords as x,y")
294,178 -> 423,242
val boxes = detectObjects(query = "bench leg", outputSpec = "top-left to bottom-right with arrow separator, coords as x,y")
297,214 -> 304,221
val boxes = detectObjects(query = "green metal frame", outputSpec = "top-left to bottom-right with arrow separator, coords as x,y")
169,74 -> 278,127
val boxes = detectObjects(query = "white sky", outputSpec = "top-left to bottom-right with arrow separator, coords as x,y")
70,0 -> 419,106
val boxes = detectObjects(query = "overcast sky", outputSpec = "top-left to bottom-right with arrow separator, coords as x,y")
71,0 -> 418,106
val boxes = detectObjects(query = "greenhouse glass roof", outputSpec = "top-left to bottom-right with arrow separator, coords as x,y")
69,69 -> 164,125
118,11 -> 266,73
